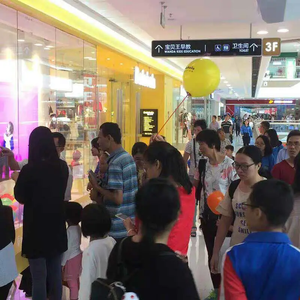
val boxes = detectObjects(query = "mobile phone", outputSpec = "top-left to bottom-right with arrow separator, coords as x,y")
115,213 -> 129,221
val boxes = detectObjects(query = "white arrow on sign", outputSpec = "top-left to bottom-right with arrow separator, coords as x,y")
155,45 -> 163,53
250,43 -> 258,51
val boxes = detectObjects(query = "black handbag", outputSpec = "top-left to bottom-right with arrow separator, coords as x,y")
90,238 -> 134,300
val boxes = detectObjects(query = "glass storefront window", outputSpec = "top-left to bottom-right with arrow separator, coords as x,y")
0,3 -> 100,215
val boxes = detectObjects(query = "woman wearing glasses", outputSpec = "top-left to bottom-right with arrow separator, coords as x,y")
194,129 -> 237,289
210,146 -> 265,274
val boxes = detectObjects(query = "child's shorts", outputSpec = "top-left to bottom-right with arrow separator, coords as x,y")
63,253 -> 82,282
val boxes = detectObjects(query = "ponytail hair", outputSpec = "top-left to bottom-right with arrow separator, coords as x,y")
144,142 -> 193,194
135,178 -> 180,246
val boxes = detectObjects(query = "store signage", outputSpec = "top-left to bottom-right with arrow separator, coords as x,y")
140,109 -> 158,137
263,38 -> 281,56
152,39 -> 263,57
134,67 -> 156,89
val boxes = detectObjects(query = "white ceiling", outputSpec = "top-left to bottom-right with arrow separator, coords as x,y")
79,0 -> 300,98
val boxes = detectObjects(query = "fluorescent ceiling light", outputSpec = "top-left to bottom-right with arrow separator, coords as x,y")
47,45 -> 55,48
34,43 -> 43,46
277,29 -> 289,33
257,30 -> 268,35
84,56 -> 91,59
44,47 -> 50,50
227,84 -> 231,87
18,39 -> 25,42
224,81 -> 228,84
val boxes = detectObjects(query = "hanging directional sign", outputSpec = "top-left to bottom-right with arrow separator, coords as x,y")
152,39 -> 263,57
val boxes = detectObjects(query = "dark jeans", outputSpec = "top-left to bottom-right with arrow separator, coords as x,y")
243,136 -> 250,146
201,218 -> 221,289
236,127 -> 240,136
29,255 -> 62,300
0,281 -> 13,300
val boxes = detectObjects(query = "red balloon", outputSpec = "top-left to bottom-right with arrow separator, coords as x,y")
207,191 -> 224,215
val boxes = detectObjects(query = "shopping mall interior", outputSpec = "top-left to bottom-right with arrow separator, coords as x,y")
1,0 -> 300,299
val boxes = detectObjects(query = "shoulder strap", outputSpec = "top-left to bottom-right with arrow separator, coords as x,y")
198,158 -> 207,194
229,179 -> 241,200
116,237 -> 128,279
193,138 -> 197,168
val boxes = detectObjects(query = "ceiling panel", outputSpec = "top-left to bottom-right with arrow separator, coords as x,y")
77,0 -> 300,98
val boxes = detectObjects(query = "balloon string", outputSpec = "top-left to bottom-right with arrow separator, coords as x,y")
157,93 -> 190,135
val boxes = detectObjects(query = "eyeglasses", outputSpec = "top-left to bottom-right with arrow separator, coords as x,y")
287,141 -> 300,148
232,162 -> 255,172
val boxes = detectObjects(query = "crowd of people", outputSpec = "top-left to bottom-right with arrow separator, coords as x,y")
0,117 -> 300,300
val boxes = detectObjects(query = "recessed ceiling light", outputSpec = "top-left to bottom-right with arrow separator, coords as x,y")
224,80 -> 228,84
120,63 -> 123,65
34,43 -> 43,46
84,56 -> 91,60
257,30 -> 268,35
44,47 -> 50,50
18,39 -> 25,42
47,45 -> 54,48
91,51 -> 95,54
221,76 -> 225,80
107,58 -> 110,61
227,84 -> 231,87
277,29 -> 289,33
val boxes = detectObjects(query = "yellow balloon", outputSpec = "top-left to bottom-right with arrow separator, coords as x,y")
183,58 -> 220,97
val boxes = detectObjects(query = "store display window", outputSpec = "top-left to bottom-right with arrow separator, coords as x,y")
0,3 -> 100,229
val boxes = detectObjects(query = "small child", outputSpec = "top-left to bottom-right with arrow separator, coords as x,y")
131,142 -> 147,188
89,152 -> 109,203
220,179 -> 300,300
61,202 -> 83,300
225,145 -> 234,160
79,204 -> 116,300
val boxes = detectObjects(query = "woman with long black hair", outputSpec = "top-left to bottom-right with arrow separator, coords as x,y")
265,128 -> 284,163
106,178 -> 200,300
124,141 -> 195,257
255,135 -> 275,174
211,146 -> 265,274
14,126 -> 69,300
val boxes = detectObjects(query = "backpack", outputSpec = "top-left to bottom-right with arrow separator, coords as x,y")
228,179 -> 241,200
90,238 -> 131,300
90,239 -> 178,300
226,179 -> 241,237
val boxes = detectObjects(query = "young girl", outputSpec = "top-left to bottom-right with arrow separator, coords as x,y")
79,204 -> 116,300
131,142 -> 147,188
89,152 -> 109,204
61,202 -> 83,300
